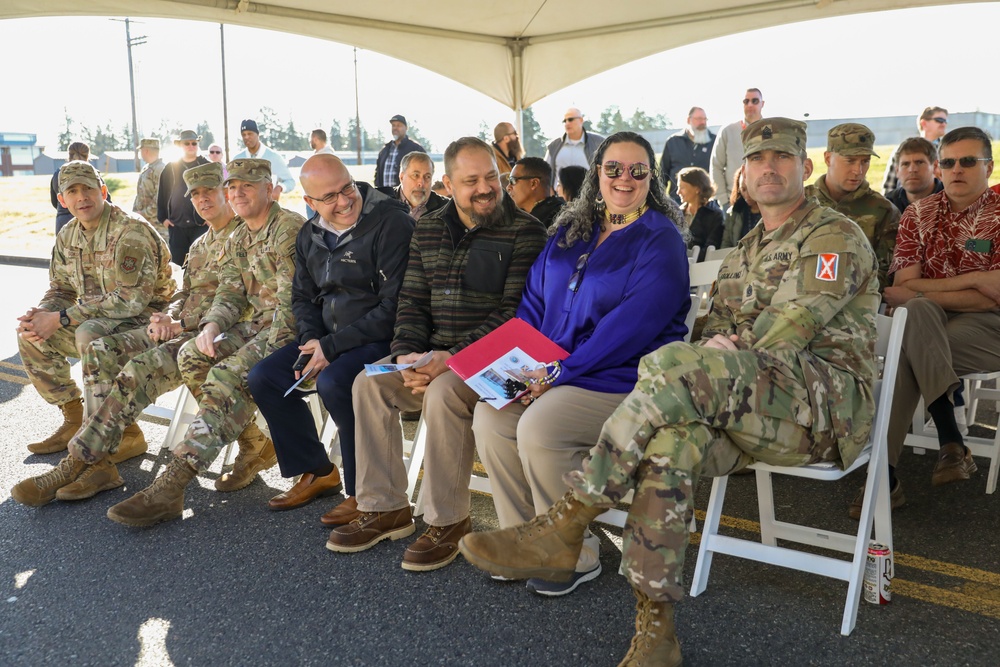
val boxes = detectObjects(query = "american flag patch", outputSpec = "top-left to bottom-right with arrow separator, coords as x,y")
816,253 -> 839,281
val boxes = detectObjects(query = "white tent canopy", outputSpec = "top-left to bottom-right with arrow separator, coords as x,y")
0,0 -> 974,110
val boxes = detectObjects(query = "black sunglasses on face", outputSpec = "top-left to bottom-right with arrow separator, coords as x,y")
939,156 -> 991,169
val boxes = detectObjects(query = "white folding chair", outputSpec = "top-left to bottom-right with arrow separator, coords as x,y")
704,246 -> 733,262
141,385 -> 199,451
691,310 -> 907,636
905,371 -> 1000,494
689,259 -> 724,317
687,245 -> 700,262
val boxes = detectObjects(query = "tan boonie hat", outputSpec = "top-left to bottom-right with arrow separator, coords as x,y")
827,123 -> 880,158
58,160 -> 104,193
137,138 -> 160,150
742,117 -> 808,158
183,162 -> 225,196
224,158 -> 271,185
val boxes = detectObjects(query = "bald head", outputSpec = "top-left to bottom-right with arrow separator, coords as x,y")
563,107 -> 584,140
494,122 -> 515,142
300,153 -> 361,230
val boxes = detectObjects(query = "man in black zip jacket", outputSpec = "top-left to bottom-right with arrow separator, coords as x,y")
248,153 -> 414,517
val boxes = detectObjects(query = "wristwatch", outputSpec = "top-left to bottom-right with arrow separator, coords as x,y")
59,309 -> 71,327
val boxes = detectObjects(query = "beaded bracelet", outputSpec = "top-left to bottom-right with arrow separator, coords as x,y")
534,360 -> 562,385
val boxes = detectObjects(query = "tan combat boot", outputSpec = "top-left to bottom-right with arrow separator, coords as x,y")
56,458 -> 125,501
458,491 -> 608,581
617,588 -> 682,667
10,455 -> 88,506
109,423 -> 148,464
215,421 -> 278,492
106,457 -> 198,527
27,398 -> 83,454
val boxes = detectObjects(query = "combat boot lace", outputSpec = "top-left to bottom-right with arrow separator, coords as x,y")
458,491 -> 608,581
215,421 -> 278,492
106,457 -> 198,527
617,588 -> 682,667
27,398 -> 83,454
10,455 -> 87,506
56,458 -> 124,501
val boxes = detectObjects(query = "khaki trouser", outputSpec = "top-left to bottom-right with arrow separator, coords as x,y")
353,357 -> 479,527
472,385 -> 627,527
887,297 -> 1000,466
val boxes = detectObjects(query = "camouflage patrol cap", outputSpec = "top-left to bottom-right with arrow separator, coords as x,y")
137,138 -> 160,151
183,162 -> 225,195
58,160 -> 104,193
742,117 -> 808,158
224,158 -> 271,185
827,123 -> 880,157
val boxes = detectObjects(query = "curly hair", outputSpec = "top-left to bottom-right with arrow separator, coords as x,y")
551,131 -> 685,248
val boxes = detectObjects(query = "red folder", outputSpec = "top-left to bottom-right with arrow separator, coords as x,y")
447,317 -> 569,381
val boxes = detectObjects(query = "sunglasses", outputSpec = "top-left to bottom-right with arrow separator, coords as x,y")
562,116 -> 581,123
507,173 -> 535,186
602,160 -> 650,181
304,180 -> 357,205
743,97 -> 761,105
932,117 -> 948,124
182,141 -> 198,146
209,150 -> 222,154
568,253 -> 590,292
939,156 -> 991,169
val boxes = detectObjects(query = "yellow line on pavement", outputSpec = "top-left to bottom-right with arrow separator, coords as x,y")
0,370 -> 29,385
896,553 -> 1000,587
0,360 -> 25,372
893,579 -> 1000,619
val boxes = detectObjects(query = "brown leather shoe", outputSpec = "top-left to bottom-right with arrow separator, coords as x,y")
268,468 -> 343,511
402,516 -> 471,572
320,496 -> 360,526
325,505 -> 415,553
932,442 -> 978,486
848,479 -> 906,520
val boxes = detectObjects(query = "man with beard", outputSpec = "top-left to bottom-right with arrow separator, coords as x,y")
377,151 -> 448,221
660,107 -> 716,204
374,114 -> 425,188
325,137 -> 546,572
491,122 -> 523,176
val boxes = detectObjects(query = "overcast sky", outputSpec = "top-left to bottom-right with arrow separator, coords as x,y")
1,3 -> 997,154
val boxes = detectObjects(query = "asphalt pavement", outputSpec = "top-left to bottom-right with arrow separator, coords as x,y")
0,262 -> 998,667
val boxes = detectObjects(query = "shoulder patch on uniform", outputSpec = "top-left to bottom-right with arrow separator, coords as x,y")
816,253 -> 839,281
121,256 -> 138,273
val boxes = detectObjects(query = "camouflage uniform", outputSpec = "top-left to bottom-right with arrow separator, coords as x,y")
805,123 -> 900,293
805,178 -> 898,293
173,198 -> 303,470
18,197 -> 174,408
134,157 -> 168,240
70,215 -> 241,461
565,194 -> 880,603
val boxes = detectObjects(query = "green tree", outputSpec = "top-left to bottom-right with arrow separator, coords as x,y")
521,107 -> 548,158
328,120 -> 344,151
256,107 -> 282,147
58,110 -> 75,151
477,121 -> 491,142
83,122 -> 130,154
596,106 -> 627,135
406,122 -> 433,152
596,106 -> 670,134
196,121 -> 215,149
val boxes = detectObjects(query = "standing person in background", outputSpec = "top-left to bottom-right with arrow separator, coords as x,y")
678,166 -> 724,260
157,129 -> 209,266
882,106 -> 948,195
374,115 -> 425,188
710,88 -> 764,209
544,108 -> 604,189
491,122 -> 523,176
660,107 -> 716,203
132,138 -> 167,240
234,119 -> 296,199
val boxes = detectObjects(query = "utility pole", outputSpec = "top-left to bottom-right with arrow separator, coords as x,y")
112,18 -> 146,171
354,47 -> 362,166
220,23 -> 231,162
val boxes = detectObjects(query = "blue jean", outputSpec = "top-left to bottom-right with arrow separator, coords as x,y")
248,340 -> 389,496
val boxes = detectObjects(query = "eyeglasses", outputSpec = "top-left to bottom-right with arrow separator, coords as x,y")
562,116 -> 581,123
209,150 -> 222,154
568,253 -> 590,292
505,131 -> 519,138
602,160 -> 650,181
932,117 -> 948,124
507,173 -> 535,187
743,97 -> 761,105
182,141 -> 198,146
939,156 -> 991,169
304,180 -> 357,205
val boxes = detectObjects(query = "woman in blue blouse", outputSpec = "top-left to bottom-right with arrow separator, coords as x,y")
472,131 -> 691,596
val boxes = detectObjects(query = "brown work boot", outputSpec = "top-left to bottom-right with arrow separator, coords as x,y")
458,491 -> 607,582
402,517 -> 472,572
10,455 -> 88,506
109,423 -> 148,464
27,398 -> 83,455
848,479 -> 906,520
931,442 -> 978,487
106,457 -> 198,527
320,496 -> 360,526
325,506 -> 415,553
56,458 -> 124,501
215,422 -> 278,492
617,588 -> 682,667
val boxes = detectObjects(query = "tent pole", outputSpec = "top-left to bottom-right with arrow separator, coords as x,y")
511,39 -> 524,136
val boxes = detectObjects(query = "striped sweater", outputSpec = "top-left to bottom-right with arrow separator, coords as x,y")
391,195 -> 546,358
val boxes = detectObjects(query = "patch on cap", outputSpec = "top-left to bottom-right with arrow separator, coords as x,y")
183,162 -> 225,196
224,158 -> 272,185
741,117 -> 808,159
827,123 -> 879,157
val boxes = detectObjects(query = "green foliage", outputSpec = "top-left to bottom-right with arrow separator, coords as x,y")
103,177 -> 126,194
406,122 -> 433,152
477,122 -> 491,142
595,106 -> 670,135
83,123 -> 132,154
196,121 -> 215,149
58,111 -> 75,152
521,107 -> 548,158
328,120 -> 344,151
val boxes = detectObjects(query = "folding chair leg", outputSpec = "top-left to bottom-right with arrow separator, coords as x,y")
404,416 -> 427,502
690,475 -> 729,597
755,469 -> 777,546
